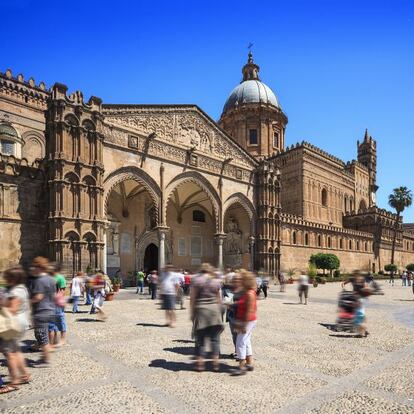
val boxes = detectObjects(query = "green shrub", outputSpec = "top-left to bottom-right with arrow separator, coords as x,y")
378,270 -> 384,275
406,263 -> 414,272
333,269 -> 341,278
309,253 -> 340,276
384,264 -> 398,273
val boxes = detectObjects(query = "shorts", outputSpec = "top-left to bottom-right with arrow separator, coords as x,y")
48,312 -> 67,333
298,285 -> 309,298
34,316 -> 54,345
354,308 -> 365,326
162,294 -> 176,311
0,331 -> 24,354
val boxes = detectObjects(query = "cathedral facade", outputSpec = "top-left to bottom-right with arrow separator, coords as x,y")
0,53 -> 413,280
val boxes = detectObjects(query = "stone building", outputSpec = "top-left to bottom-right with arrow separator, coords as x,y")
0,53 -> 413,280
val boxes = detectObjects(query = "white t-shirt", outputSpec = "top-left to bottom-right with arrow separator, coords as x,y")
298,274 -> 309,286
161,272 -> 179,295
71,277 -> 83,297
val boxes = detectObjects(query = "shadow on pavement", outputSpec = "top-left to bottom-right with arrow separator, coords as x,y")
149,359 -> 234,373
319,323 -> 337,331
76,318 -> 105,323
136,322 -> 167,328
172,339 -> 194,344
164,346 -> 194,356
282,302 -> 301,305
328,334 -> 358,338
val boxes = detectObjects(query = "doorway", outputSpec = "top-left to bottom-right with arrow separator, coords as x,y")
144,243 -> 158,273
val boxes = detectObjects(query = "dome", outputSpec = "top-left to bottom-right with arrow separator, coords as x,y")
223,80 -> 280,113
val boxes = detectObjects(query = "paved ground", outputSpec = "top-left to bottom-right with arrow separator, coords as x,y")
1,281 -> 414,413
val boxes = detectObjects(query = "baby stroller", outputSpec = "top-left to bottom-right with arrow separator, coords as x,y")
335,290 -> 359,332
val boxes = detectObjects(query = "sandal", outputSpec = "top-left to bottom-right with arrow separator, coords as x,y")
19,374 -> 32,384
0,384 -> 19,394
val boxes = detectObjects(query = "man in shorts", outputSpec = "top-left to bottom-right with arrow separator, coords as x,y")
48,263 -> 67,347
160,265 -> 179,327
30,257 -> 56,365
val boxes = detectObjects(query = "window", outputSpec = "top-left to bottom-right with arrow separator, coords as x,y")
349,240 -> 352,250
192,210 -> 205,222
339,238 -> 343,249
178,238 -> 186,256
327,237 -> 331,248
321,188 -> 328,207
356,241 -> 360,251
273,131 -> 280,148
0,140 -> 15,155
249,129 -> 258,145
191,236 -> 202,257
304,233 -> 309,246
292,231 -> 297,245
317,235 -> 322,247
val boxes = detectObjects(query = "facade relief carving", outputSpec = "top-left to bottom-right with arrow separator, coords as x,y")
224,216 -> 243,267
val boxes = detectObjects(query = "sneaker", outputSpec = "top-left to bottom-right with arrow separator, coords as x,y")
246,365 -> 254,372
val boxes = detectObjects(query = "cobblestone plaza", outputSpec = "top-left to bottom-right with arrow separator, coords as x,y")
1,282 -> 414,414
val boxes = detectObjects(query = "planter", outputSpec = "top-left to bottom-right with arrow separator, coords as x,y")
105,292 -> 115,301
113,285 -> 120,293
313,282 -> 318,288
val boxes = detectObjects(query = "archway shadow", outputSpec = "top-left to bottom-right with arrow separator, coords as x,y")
136,322 -> 167,328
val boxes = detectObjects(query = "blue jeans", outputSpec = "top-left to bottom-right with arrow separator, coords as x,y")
72,296 -> 80,313
85,288 -> 92,305
136,281 -> 144,293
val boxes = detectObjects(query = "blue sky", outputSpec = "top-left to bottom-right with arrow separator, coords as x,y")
2,0 -> 413,221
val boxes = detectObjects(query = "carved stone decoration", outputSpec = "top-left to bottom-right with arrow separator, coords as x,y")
224,216 -> 243,267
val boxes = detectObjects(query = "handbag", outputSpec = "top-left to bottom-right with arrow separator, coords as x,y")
0,307 -> 21,340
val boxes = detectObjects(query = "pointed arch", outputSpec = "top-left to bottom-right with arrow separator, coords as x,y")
165,171 -> 221,232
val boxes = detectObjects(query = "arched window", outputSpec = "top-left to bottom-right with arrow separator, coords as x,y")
339,238 -> 343,249
349,240 -> 352,250
321,188 -> 328,207
364,241 -> 368,251
327,237 -> 331,248
317,234 -> 322,247
344,196 -> 348,213
356,241 -> 360,251
0,123 -> 19,156
358,199 -> 367,212
192,210 -> 205,222
304,233 -> 309,246
292,231 -> 297,245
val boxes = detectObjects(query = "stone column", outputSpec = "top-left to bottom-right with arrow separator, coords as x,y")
215,234 -> 226,270
248,236 -> 255,271
157,227 -> 169,271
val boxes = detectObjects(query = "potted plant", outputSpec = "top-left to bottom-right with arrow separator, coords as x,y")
112,276 -> 121,292
105,291 -> 115,301
287,268 -> 296,284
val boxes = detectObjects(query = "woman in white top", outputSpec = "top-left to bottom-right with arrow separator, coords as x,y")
0,266 -> 31,393
71,272 -> 84,314
298,274 -> 309,305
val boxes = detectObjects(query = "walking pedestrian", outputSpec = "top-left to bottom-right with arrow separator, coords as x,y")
149,270 -> 158,300
91,273 -> 107,320
407,271 -> 412,287
298,273 -> 309,305
48,263 -> 67,348
160,265 -> 179,327
261,274 -> 269,299
278,271 -> 286,292
190,263 -> 223,372
70,272 -> 84,313
402,271 -> 407,287
0,266 -> 31,394
234,270 -> 257,375
30,257 -> 56,365
136,270 -> 145,294
255,273 -> 263,298
84,273 -> 93,305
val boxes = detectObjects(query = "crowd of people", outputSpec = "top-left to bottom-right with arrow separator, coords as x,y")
0,255 -> 411,389
0,257 -> 115,393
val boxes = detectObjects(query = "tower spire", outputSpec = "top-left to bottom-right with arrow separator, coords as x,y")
242,51 -> 260,81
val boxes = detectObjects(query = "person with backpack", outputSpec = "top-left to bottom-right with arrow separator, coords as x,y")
0,266 -> 31,394
136,270 -> 145,294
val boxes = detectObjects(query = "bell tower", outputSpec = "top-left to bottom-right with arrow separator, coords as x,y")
357,129 -> 378,206
219,52 -> 288,158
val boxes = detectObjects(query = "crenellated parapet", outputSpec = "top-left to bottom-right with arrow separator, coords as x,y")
0,69 -> 50,109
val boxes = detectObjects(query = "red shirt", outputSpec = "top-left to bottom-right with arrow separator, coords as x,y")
236,289 -> 257,321
184,275 -> 191,285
